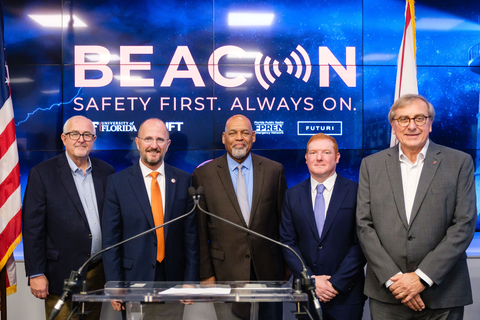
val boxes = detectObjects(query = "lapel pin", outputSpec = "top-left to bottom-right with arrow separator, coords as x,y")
171,178 -> 176,183
433,161 -> 437,165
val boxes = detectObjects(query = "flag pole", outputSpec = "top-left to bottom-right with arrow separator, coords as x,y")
1,265 -> 7,319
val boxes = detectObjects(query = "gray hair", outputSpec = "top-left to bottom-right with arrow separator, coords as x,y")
63,116 -> 96,135
388,94 -> 435,123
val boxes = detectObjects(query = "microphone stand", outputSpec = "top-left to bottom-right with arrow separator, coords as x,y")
195,186 -> 322,320
49,187 -> 199,320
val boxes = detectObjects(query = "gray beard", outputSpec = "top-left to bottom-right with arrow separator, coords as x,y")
231,147 -> 247,159
142,152 -> 163,166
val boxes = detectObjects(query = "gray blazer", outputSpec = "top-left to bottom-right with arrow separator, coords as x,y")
356,141 -> 476,308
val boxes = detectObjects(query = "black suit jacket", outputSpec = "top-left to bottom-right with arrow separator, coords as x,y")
22,152 -> 115,295
192,153 -> 287,281
102,161 -> 199,283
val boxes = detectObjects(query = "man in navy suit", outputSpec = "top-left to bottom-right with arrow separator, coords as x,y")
280,133 -> 366,320
23,115 -> 115,320
102,118 -> 198,318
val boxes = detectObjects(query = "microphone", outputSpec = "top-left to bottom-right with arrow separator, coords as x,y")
49,274 -> 75,320
49,188 -> 199,320
195,186 -> 322,320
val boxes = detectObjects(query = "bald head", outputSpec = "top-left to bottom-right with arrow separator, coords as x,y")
222,114 -> 256,163
136,118 -> 171,170
63,115 -> 95,135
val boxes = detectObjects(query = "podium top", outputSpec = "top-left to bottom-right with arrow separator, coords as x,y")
73,281 -> 308,303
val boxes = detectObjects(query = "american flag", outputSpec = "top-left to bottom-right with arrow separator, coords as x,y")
391,0 -> 418,147
0,1 -> 22,295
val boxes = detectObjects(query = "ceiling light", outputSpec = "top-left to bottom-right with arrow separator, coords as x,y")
228,13 -> 274,26
28,14 -> 87,28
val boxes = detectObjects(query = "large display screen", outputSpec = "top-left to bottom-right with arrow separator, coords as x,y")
5,0 -> 480,259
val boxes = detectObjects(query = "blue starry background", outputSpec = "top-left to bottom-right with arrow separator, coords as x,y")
4,0 -> 480,246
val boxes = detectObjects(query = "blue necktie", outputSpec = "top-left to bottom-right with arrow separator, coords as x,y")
314,184 -> 325,238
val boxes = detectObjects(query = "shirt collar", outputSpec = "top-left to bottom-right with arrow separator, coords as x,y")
310,172 -> 337,192
139,158 -> 165,178
398,139 -> 430,165
227,153 -> 253,172
65,151 -> 92,175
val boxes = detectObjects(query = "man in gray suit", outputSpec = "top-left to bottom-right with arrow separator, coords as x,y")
357,94 -> 476,319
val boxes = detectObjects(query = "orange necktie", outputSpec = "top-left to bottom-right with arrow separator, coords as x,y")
149,171 -> 165,262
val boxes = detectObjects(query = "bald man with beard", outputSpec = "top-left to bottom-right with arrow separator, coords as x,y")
193,115 -> 288,319
102,118 -> 198,319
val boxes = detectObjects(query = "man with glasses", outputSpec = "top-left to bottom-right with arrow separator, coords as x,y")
23,115 -> 115,320
357,94 -> 477,319
102,118 -> 198,319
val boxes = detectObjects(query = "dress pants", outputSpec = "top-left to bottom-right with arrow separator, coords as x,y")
45,260 -> 104,320
369,298 -> 464,320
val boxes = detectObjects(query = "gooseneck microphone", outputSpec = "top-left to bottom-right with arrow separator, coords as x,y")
48,187 -> 199,320
195,186 -> 323,320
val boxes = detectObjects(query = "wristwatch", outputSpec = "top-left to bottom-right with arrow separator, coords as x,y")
419,277 -> 429,287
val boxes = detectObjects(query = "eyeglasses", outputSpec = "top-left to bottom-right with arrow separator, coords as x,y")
394,116 -> 430,127
64,132 -> 95,141
137,137 -> 169,145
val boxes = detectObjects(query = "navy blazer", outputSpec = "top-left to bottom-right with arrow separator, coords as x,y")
280,174 -> 366,305
102,161 -> 199,283
22,153 -> 115,295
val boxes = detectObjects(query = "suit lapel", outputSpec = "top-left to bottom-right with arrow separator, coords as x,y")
386,145 -> 409,229
299,179 -> 320,242
409,142 -> 441,227
91,159 -> 105,218
164,164 -> 177,239
250,154 -> 264,227
321,175 -> 347,240
129,162 -> 155,228
57,153 -> 89,226
216,155 -> 247,226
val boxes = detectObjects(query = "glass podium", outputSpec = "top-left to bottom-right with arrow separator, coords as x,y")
72,281 -> 308,320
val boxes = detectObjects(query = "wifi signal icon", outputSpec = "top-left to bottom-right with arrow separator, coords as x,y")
284,45 -> 312,83
254,54 -> 282,90
254,45 -> 311,90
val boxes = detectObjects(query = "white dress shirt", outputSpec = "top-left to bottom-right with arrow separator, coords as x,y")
139,159 -> 166,213
310,172 -> 337,218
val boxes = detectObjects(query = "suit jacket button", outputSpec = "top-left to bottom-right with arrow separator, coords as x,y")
152,264 -> 155,269
246,255 -> 250,259
87,253 -> 91,257
154,242 -> 157,247
88,234 -> 92,238
408,236 -> 414,241
318,245 -> 323,249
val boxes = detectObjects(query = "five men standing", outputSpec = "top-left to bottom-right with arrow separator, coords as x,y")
22,97 -> 478,320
